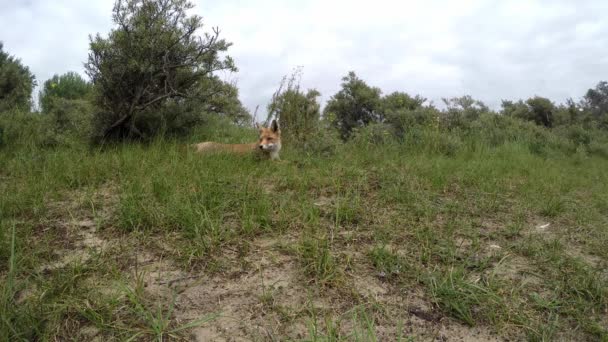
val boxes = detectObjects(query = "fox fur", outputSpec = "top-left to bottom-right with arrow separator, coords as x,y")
193,119 -> 282,160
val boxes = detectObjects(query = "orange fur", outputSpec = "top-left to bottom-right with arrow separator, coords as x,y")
193,120 -> 282,160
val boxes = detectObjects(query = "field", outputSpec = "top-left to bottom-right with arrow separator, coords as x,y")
1,119 -> 607,341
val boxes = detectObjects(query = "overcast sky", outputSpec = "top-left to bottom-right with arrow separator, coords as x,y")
1,0 -> 607,113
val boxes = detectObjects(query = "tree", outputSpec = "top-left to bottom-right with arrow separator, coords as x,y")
502,96 -> 555,128
583,81 -> 608,116
204,80 -> 251,126
267,69 -> 321,144
583,81 -> 608,128
324,71 -> 382,140
382,92 -> 426,113
526,96 -> 555,128
442,95 -> 489,113
380,91 -> 429,138
501,100 -> 527,117
85,0 -> 236,141
39,72 -> 92,114
0,42 -> 36,112
441,95 -> 489,129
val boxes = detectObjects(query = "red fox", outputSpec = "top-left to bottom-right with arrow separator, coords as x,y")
193,119 -> 282,160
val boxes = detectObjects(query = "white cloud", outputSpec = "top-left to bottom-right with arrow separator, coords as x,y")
1,0 -> 607,112
1,1 -> 114,84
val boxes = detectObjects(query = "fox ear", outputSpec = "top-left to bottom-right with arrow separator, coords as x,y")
271,119 -> 279,133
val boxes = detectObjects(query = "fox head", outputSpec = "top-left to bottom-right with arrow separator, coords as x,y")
256,119 -> 281,154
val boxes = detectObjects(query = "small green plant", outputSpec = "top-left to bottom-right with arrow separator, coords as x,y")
119,278 -> 217,341
369,245 -> 406,280
298,235 -> 339,286
123,281 -> 172,339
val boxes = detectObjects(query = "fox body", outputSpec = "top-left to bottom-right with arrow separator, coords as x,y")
193,120 -> 282,160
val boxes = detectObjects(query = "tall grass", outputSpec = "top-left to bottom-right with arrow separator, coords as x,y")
1,112 -> 607,340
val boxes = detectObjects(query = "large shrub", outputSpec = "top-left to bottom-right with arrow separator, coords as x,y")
583,81 -> 608,118
39,72 -> 92,114
381,91 -> 430,138
502,96 -> 555,128
582,81 -> 608,129
324,71 -> 382,140
85,0 -> 236,141
0,43 -> 36,112
204,81 -> 251,127
441,95 -> 490,130
266,69 -> 321,146
0,110 -> 50,149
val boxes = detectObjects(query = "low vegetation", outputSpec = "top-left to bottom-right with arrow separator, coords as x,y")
1,0 -> 607,340
1,112 -> 607,340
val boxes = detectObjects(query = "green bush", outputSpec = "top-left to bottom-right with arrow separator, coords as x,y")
0,110 -> 48,149
187,114 -> 257,144
587,141 -> 608,159
467,113 -> 516,147
39,72 -> 92,114
564,125 -> 592,146
267,69 -> 321,147
430,130 -> 464,156
296,126 -> 343,158
0,43 -> 36,112
551,125 -> 608,158
384,106 -> 437,139
583,81 -> 608,127
502,97 -> 556,128
441,95 -> 490,130
85,0 -> 236,141
324,71 -> 383,140
0,99 -> 94,150
49,99 -> 93,132
350,123 -> 395,146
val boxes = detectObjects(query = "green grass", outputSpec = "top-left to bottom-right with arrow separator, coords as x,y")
1,122 -> 607,341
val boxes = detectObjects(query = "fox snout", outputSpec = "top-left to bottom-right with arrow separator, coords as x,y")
255,119 -> 281,159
